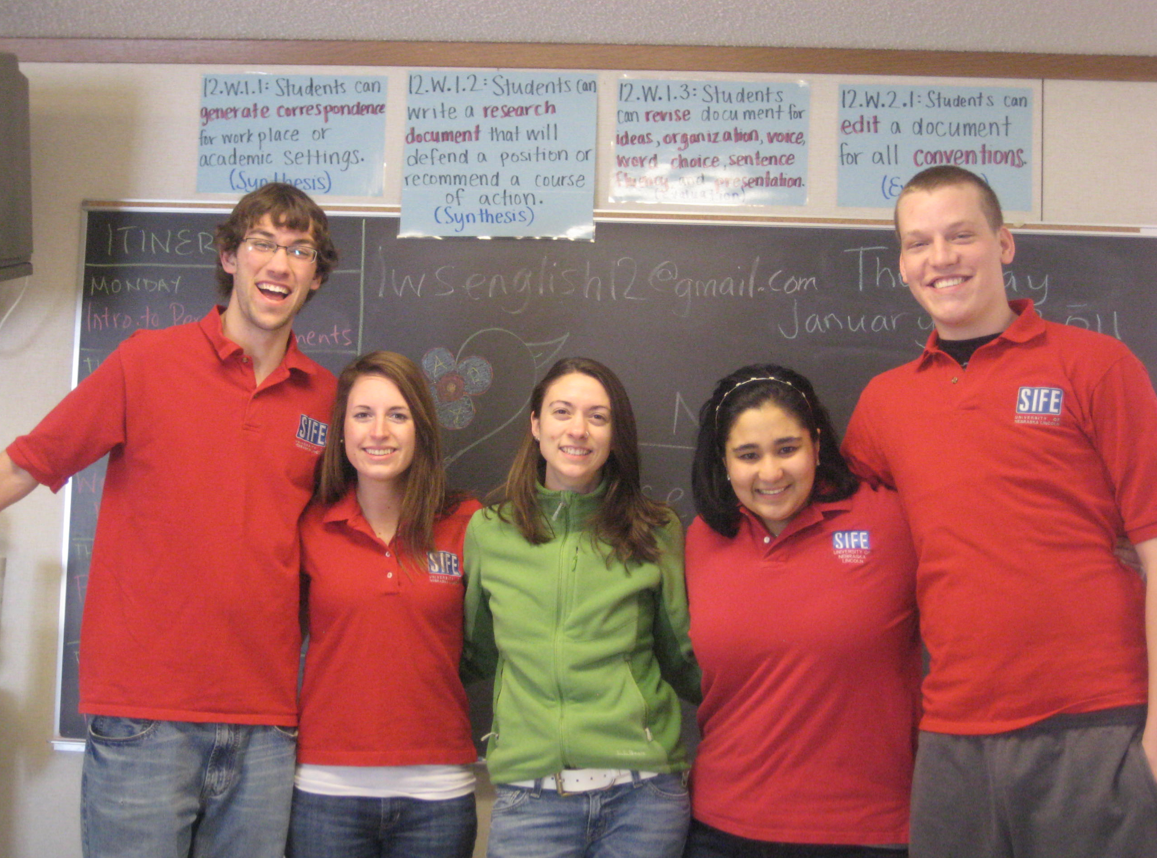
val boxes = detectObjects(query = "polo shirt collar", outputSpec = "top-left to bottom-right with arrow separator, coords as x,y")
736,489 -> 855,544
199,306 -> 246,362
323,486 -> 378,542
917,298 -> 1043,367
198,305 -> 319,377
281,331 -> 320,375
323,486 -> 361,524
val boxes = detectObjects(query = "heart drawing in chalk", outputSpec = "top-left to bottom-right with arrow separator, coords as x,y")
421,329 -> 569,482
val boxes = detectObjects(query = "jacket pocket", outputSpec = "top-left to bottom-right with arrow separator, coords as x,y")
487,658 -> 506,749
623,655 -> 653,742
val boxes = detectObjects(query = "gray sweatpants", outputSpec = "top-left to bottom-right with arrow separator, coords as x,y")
910,706 -> 1157,858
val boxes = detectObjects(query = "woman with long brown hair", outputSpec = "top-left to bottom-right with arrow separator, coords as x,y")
463,356 -> 700,858
287,351 -> 481,858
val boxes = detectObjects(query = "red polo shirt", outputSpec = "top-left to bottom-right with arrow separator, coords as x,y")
296,491 -> 482,766
9,307 -> 335,724
686,485 -> 919,844
844,299 -> 1157,734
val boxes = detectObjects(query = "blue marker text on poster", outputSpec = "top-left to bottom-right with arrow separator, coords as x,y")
401,71 -> 597,239
837,84 -> 1033,210
198,74 -> 387,196
611,79 -> 810,207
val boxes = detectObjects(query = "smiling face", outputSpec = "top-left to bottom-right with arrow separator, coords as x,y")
724,401 -> 819,537
531,372 -> 612,495
897,183 -> 1016,340
343,374 -> 416,488
219,214 -> 321,350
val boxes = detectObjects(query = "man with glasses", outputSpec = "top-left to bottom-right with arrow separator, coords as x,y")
0,183 -> 338,858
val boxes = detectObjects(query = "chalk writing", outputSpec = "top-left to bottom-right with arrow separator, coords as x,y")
99,224 -> 214,259
295,324 -> 355,349
670,391 -> 698,435
844,244 -> 1051,305
373,249 -> 827,319
89,275 -> 182,296
776,298 -> 912,339
78,351 -> 106,379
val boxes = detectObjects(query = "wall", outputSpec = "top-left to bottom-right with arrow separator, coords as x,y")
0,54 -> 1153,857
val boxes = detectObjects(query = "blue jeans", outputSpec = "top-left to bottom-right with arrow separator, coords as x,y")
486,772 -> 690,858
81,717 -> 297,858
287,788 -> 477,858
683,819 -> 909,858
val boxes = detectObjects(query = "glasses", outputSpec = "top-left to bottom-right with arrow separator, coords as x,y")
243,237 -> 318,263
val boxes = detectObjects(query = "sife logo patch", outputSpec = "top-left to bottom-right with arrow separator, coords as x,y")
295,414 -> 329,453
427,550 -> 462,581
1015,386 -> 1064,426
832,530 -> 870,564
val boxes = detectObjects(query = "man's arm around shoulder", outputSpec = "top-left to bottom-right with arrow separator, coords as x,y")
0,451 -> 39,512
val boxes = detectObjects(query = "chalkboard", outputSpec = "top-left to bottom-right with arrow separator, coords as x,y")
57,207 -> 1157,739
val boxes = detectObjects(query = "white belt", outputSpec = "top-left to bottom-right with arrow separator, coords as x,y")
507,768 -> 658,794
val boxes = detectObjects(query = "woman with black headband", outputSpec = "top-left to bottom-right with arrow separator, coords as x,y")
682,363 -> 920,858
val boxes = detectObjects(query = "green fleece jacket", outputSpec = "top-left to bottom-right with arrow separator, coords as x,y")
462,483 -> 700,784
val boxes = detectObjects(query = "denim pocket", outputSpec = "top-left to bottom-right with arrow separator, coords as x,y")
642,772 -> 690,800
271,724 -> 299,742
86,715 -> 158,744
491,785 -> 532,813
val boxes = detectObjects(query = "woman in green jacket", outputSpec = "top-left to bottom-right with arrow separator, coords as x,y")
464,356 -> 700,858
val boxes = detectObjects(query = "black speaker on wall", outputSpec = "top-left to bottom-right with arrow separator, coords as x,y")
0,52 -> 32,283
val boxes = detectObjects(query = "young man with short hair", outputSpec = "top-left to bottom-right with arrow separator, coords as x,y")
0,183 -> 339,858
843,165 -> 1157,857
